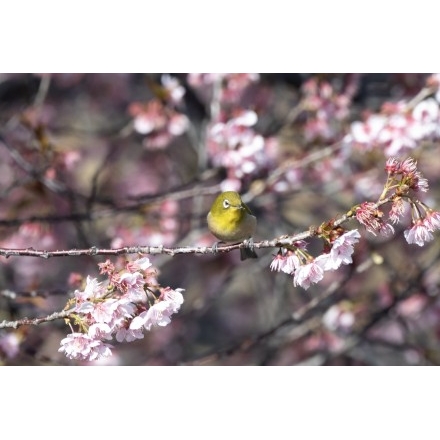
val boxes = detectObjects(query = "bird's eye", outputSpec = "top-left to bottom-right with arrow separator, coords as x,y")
223,199 -> 230,209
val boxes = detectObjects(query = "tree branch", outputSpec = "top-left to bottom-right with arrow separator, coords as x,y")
0,308 -> 75,329
0,232 -> 314,259
0,193 -> 397,259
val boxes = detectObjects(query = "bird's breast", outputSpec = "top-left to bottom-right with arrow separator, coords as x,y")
207,212 -> 256,242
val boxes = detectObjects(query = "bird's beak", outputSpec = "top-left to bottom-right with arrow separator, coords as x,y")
231,203 -> 243,210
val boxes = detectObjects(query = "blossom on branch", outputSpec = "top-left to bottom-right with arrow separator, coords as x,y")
59,257 -> 184,362
424,210 -> 440,232
58,333 -> 113,361
293,255 -> 327,290
301,77 -> 356,143
208,110 -> 275,191
350,98 -> 440,156
355,202 -> 387,236
129,287 -> 184,331
324,229 -> 361,270
271,230 -> 361,290
128,99 -> 188,149
161,74 -> 185,105
404,219 -> 435,246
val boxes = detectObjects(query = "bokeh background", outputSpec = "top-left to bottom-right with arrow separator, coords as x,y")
1,73 -> 440,365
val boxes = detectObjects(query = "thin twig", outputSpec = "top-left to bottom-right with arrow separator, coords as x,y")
0,183 -> 222,227
0,194 -> 396,259
0,234 -> 312,259
33,74 -> 51,108
0,308 -> 75,329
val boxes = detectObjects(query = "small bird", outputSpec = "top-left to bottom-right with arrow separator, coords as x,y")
207,191 -> 258,260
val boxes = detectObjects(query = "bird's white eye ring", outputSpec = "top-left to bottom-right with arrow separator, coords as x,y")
223,199 -> 230,209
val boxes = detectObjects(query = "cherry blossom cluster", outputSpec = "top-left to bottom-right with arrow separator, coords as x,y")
207,110 -> 276,191
355,157 -> 440,246
187,73 -> 278,192
271,156 -> 440,290
128,73 -> 268,164
349,75 -> 440,156
127,73 -> 274,191
270,230 -> 361,290
301,75 -> 359,143
58,256 -> 184,361
128,75 -> 188,149
110,199 -> 180,248
322,302 -> 356,334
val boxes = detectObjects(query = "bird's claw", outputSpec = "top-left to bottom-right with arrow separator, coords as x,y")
241,237 -> 258,260
243,237 -> 254,251
211,241 -> 220,254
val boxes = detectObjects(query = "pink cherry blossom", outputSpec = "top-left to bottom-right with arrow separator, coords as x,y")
74,276 -> 105,302
207,110 -> 271,189
388,198 -> 406,224
322,304 -> 355,332
404,219 -> 434,246
411,98 -> 440,138
75,288 -> 118,322
293,255 -> 328,290
424,210 -> 440,232
350,98 -> 440,156
325,229 -> 361,270
161,74 -> 185,105
161,287 -> 184,313
385,156 -> 400,174
400,157 -> 418,174
351,115 -> 387,149
270,253 -> 288,272
115,326 -> 144,343
281,254 -> 301,275
0,332 -> 20,359
119,272 -> 146,302
130,301 -> 172,331
88,323 -> 113,340
355,202 -> 383,235
58,333 -> 113,361
128,99 -> 188,149
129,256 -> 153,272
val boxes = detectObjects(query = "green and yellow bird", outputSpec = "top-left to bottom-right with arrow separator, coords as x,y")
207,191 -> 258,260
